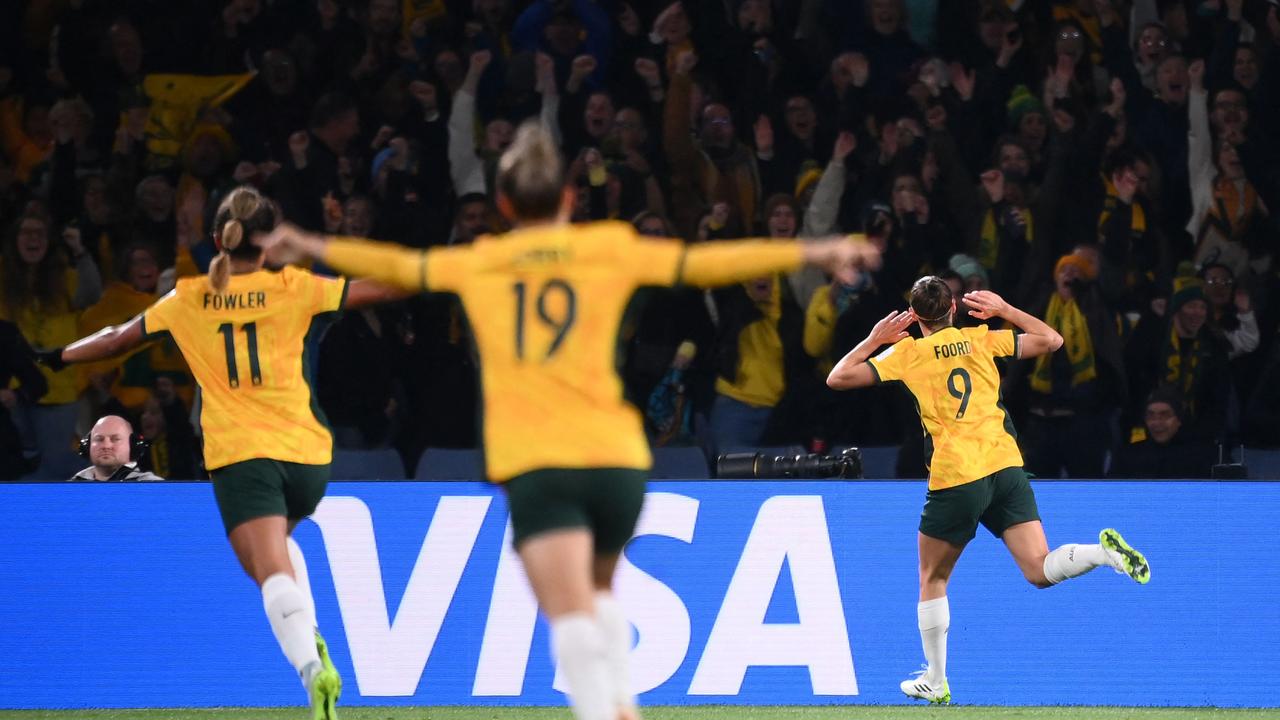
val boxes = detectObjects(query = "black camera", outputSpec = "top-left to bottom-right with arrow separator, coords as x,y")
716,448 -> 863,479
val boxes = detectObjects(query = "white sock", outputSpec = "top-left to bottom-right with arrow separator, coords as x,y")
262,572 -> 322,686
1042,543 -> 1112,585
918,597 -> 949,685
550,612 -> 614,720
286,537 -> 317,629
595,591 -> 636,713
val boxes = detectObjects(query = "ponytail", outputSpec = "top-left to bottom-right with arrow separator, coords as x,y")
209,187 -> 270,292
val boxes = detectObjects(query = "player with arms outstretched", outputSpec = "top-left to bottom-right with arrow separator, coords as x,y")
827,276 -> 1150,705
258,121 -> 879,720
40,186 -> 399,720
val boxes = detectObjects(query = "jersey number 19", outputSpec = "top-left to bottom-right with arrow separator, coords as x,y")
513,279 -> 577,361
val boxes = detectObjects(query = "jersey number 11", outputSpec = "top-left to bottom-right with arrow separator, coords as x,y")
218,322 -> 263,388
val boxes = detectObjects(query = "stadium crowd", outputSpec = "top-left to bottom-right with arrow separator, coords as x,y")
2,0 -> 1280,480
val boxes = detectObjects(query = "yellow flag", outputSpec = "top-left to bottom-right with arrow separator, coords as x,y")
142,72 -> 256,170
403,0 -> 446,33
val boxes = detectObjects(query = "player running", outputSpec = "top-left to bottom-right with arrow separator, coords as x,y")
40,186 -> 398,720
827,276 -> 1150,705
257,121 -> 879,720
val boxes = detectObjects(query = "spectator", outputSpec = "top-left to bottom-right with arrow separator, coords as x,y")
137,392 -> 200,480
77,242 -> 191,413
0,209 -> 101,466
317,304 -> 410,450
1188,59 -> 1270,279
664,50 -> 762,239
1019,253 -> 1126,478
1125,273 -> 1233,442
1109,387 -> 1215,479
0,317 -> 47,478
70,414 -> 163,481
1200,262 -> 1259,361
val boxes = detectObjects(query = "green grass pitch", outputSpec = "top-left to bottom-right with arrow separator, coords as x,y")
1,707 -> 1277,720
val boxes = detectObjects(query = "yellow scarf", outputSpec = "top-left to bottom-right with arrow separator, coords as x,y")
1164,326 -> 1201,414
978,206 -> 1034,271
1203,177 -> 1259,241
1031,293 -> 1096,394
1099,175 -> 1146,234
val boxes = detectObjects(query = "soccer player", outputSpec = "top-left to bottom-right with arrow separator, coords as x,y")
826,276 -> 1150,705
39,186 -> 399,720
257,121 -> 879,720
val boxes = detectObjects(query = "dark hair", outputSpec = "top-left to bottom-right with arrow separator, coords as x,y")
909,275 -> 954,331
1197,262 -> 1233,280
1146,385 -> 1185,419
209,186 -> 273,292
2,210 -> 67,316
309,92 -> 357,131
496,122 -> 564,221
1103,145 -> 1146,178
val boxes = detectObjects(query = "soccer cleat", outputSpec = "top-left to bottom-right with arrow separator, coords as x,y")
316,630 -> 337,676
1100,528 -> 1150,584
308,661 -> 342,720
900,670 -> 950,704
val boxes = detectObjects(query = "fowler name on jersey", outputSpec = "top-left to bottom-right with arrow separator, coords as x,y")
202,291 -> 268,310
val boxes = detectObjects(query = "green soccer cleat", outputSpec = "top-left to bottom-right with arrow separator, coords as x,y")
308,633 -> 341,720
1100,528 -> 1150,584
316,631 -> 337,676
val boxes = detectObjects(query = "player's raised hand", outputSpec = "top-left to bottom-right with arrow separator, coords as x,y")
963,290 -> 1010,320
805,234 -> 882,285
869,309 -> 914,345
255,221 -> 325,265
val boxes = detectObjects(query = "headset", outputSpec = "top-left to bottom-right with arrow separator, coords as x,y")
79,431 -> 150,464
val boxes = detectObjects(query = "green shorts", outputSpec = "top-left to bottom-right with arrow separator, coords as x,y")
209,458 -> 330,534
503,468 -> 647,553
919,466 -> 1041,547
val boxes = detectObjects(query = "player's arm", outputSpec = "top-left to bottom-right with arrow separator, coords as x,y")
678,235 -> 880,288
38,315 -> 147,370
343,279 -> 414,308
827,310 -> 914,389
962,290 -> 1063,359
257,223 -> 431,292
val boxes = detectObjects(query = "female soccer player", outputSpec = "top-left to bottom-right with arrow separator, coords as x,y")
827,276 -> 1150,705
41,186 -> 398,720
258,121 -> 879,720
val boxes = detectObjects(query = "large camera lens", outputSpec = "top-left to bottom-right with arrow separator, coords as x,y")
715,448 -> 862,479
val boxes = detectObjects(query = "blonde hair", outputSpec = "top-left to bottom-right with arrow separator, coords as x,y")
209,186 -> 271,292
495,121 -> 565,221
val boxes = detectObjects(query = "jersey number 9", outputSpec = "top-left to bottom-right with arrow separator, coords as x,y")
947,367 -> 972,419
513,279 -> 577,361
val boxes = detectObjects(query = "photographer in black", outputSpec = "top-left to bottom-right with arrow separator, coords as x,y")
1013,250 -> 1126,478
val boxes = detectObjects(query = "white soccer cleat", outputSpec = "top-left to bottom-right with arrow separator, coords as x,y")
900,669 -> 951,704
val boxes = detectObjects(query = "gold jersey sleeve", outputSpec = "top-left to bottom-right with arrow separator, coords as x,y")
141,267 -> 348,470
870,325 -> 1023,490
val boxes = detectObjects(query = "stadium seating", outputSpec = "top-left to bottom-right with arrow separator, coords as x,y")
331,448 -> 406,480
650,446 -> 711,479
1247,449 -> 1280,480
415,448 -> 484,480
858,446 -> 901,480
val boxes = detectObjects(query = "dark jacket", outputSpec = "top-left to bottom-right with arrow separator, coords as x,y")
1108,431 -> 1216,479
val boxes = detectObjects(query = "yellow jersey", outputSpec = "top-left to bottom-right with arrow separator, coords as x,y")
321,220 -> 805,481
868,324 -> 1023,490
140,266 -> 347,470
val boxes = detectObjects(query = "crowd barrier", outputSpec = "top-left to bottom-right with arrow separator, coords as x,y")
1,480 -> 1275,708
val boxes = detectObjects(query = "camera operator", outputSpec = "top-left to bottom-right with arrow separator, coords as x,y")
71,415 -> 163,481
